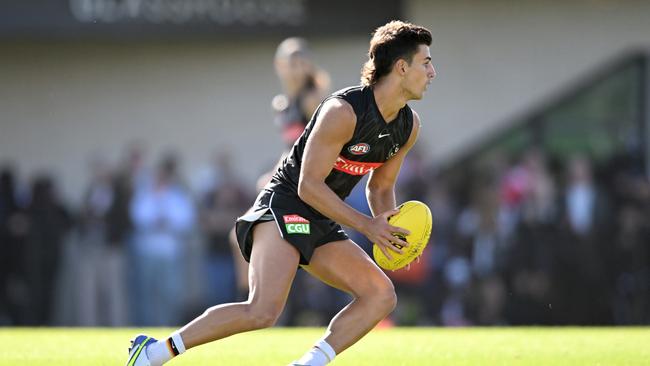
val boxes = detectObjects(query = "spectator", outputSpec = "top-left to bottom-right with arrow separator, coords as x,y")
0,166 -> 29,325
130,153 -> 195,326
76,156 -> 128,326
23,174 -> 71,325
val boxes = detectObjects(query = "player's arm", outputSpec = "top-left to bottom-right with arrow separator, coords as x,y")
297,99 -> 409,253
366,110 -> 421,216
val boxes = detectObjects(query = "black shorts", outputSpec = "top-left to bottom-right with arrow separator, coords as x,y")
235,189 -> 349,265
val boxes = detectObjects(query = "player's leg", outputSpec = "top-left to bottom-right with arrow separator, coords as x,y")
126,221 -> 300,366
179,221 -> 300,345
292,239 -> 396,365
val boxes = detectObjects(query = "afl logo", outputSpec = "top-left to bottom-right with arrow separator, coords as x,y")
348,143 -> 370,155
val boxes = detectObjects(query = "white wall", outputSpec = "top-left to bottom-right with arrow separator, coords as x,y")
2,0 -> 650,203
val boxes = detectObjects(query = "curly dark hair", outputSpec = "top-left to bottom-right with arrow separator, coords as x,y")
361,20 -> 432,86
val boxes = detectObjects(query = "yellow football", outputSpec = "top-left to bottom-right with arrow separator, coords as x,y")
373,200 -> 433,271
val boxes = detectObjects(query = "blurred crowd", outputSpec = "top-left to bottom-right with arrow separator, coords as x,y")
0,144 -> 252,327
387,146 -> 650,326
1,142 -> 648,327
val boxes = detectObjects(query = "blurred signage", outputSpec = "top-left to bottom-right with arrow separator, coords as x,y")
0,0 -> 403,39
69,0 -> 306,25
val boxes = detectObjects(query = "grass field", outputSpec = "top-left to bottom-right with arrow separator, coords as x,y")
0,327 -> 648,365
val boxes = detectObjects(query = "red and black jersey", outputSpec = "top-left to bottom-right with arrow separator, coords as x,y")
267,85 -> 414,201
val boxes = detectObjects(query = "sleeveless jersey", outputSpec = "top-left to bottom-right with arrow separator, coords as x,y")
267,85 -> 414,201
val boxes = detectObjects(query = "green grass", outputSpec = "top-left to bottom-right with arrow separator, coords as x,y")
0,327 -> 648,365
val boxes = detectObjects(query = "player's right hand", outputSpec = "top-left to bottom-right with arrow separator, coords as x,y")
362,208 -> 410,261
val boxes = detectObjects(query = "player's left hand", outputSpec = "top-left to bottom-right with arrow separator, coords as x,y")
364,208 -> 410,261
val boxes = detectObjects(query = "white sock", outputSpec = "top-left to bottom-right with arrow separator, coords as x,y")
146,332 -> 186,366
296,339 -> 336,366
146,340 -> 172,366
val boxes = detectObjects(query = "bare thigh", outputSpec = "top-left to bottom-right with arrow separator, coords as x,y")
247,221 -> 301,309
302,240 -> 393,297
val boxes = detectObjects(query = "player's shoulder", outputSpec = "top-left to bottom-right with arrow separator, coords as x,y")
408,107 -> 421,126
401,103 -> 420,125
329,85 -> 370,114
313,94 -> 357,142
331,85 -> 365,99
401,105 -> 420,145
320,85 -> 365,120
318,97 -> 356,126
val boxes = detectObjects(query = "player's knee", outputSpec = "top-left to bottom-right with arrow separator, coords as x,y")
247,303 -> 283,329
366,279 -> 397,314
375,286 -> 398,314
252,310 -> 281,329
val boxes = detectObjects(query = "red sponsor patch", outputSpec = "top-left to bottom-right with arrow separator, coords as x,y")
348,143 -> 370,155
283,214 -> 309,224
333,156 -> 383,176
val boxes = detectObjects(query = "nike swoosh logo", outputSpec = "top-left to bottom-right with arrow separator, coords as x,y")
378,133 -> 390,138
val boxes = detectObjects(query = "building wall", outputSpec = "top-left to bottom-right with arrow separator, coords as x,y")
2,0 -> 650,202
407,0 -> 650,161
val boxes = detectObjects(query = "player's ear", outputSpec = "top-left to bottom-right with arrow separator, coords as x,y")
395,59 -> 408,76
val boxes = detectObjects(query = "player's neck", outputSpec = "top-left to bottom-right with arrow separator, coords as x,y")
372,79 -> 407,123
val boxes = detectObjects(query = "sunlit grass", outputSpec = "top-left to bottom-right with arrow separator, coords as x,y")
0,327 -> 648,365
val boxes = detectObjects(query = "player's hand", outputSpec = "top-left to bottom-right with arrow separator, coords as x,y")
362,208 -> 411,261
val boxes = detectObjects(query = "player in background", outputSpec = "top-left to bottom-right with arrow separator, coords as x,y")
229,37 -> 331,301
254,37 -> 331,190
272,37 -> 331,150
126,20 -> 435,366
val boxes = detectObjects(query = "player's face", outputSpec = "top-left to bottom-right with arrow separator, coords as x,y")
402,45 -> 436,100
275,55 -> 312,92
